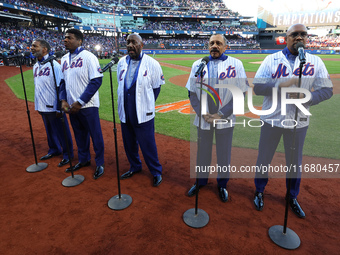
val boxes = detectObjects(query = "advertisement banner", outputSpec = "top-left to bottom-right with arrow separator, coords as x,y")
257,0 -> 340,28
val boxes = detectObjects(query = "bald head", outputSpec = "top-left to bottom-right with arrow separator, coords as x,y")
285,23 -> 308,55
126,33 -> 144,59
287,24 -> 307,35
127,33 -> 143,43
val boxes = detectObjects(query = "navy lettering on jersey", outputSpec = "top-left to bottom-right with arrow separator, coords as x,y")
62,57 -> 83,72
34,67 -> 50,77
272,64 -> 290,78
293,62 -> 315,76
219,65 -> 236,80
119,70 -> 125,81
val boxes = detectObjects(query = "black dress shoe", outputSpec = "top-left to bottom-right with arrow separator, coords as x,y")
94,165 -> 104,180
289,198 -> 305,218
254,191 -> 264,211
153,175 -> 162,187
40,153 -> 59,160
218,187 -> 229,202
65,161 -> 91,173
58,158 -> 70,167
187,184 -> 203,197
120,170 -> 141,180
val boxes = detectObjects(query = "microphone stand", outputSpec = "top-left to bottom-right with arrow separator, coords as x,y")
268,60 -> 305,249
183,68 -> 209,228
106,66 -> 132,210
48,59 -> 84,187
17,55 -> 48,173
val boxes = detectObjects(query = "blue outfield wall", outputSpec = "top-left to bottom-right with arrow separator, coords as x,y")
121,49 -> 340,55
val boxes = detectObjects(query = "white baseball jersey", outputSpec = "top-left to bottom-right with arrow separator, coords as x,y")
186,56 -> 249,130
33,57 -> 63,112
117,53 -> 165,124
253,51 -> 333,129
61,48 -> 103,108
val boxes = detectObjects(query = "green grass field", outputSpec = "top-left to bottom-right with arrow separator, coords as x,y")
5,54 -> 340,159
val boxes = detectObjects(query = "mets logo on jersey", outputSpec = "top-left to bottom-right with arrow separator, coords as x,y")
272,63 -> 315,78
143,70 -> 147,76
62,57 -> 83,72
219,66 -> 236,79
272,64 -> 290,78
161,74 -> 164,81
293,63 -> 314,76
34,67 -> 50,77
119,70 -> 125,81
98,67 -> 102,73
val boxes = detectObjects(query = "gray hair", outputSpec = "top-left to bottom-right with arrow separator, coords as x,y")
210,34 -> 227,46
34,39 -> 51,53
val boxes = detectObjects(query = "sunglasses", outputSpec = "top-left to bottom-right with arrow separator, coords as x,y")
288,32 -> 308,38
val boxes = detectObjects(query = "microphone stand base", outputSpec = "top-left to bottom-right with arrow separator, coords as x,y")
26,162 -> 48,173
62,175 -> 85,187
183,208 -> 209,228
108,194 -> 132,210
268,225 -> 301,250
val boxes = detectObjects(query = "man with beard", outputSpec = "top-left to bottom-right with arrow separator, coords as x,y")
117,33 -> 164,187
252,23 -> 333,218
186,34 -> 249,202
30,39 -> 74,167
59,29 -> 105,180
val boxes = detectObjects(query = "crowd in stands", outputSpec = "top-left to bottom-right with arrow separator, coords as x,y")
136,21 -> 258,33
0,24 -> 120,59
0,0 -> 241,20
92,0 -> 237,16
93,0 -> 227,8
306,35 -> 340,48
121,37 -> 259,49
1,0 -> 242,19
0,0 -> 81,20
0,25 -> 65,54
139,21 -> 201,31
0,22 -> 260,62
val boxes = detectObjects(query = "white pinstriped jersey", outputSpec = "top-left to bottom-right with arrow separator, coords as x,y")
186,56 -> 249,130
253,51 -> 333,129
117,53 -> 165,124
61,49 -> 103,108
33,57 -> 62,112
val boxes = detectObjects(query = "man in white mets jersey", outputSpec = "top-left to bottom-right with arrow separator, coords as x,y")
186,34 -> 249,202
31,39 -> 74,167
253,24 -> 333,218
117,33 -> 164,187
59,29 -> 105,180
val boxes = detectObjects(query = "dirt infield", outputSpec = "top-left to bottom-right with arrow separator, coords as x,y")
1,66 -> 340,255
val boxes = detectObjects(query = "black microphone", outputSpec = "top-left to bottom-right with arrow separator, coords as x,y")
195,56 -> 210,77
40,51 -> 64,65
100,57 -> 119,73
295,42 -> 306,65
7,52 -> 26,59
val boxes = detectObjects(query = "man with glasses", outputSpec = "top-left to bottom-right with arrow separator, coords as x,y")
252,23 -> 333,218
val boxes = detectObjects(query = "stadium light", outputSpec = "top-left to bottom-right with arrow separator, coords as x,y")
95,44 -> 101,51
